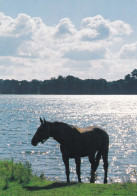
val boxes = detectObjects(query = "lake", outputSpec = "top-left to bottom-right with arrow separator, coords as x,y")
0,95 -> 137,183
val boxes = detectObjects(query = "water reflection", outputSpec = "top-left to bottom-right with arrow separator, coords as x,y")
0,95 -> 137,183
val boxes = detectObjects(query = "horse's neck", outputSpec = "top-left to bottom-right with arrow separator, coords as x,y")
50,123 -> 68,144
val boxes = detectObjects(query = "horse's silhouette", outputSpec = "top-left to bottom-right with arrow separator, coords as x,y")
31,118 -> 109,183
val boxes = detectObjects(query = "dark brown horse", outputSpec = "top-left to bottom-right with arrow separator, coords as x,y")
31,118 -> 109,183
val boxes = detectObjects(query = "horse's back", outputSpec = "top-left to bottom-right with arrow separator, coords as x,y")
74,126 -> 109,148
75,125 -> 108,135
60,124 -> 109,158
74,125 -> 94,133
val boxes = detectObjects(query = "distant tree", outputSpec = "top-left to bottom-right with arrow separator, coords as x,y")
123,69 -> 137,94
29,80 -> 41,94
0,69 -> 137,94
124,74 -> 132,81
1,79 -> 20,94
20,80 -> 29,94
66,75 -> 81,94
40,80 -> 48,94
131,69 -> 137,79
0,80 -> 3,93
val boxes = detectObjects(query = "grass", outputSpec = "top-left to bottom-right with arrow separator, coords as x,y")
0,159 -> 137,196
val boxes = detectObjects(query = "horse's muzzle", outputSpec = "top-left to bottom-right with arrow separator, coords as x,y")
31,139 -> 37,146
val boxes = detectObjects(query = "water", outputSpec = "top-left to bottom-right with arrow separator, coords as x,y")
0,95 -> 137,183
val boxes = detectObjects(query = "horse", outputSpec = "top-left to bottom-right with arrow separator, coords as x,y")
31,118 -> 109,184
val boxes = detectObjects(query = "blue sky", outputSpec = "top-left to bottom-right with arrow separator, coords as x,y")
0,0 -> 137,80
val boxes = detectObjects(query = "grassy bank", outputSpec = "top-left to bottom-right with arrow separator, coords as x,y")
0,160 -> 137,196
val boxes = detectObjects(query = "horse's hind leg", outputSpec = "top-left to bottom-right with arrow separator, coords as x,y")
75,157 -> 81,183
102,150 -> 109,184
89,153 -> 96,183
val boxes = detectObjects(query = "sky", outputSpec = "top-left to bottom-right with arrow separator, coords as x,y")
0,0 -> 137,81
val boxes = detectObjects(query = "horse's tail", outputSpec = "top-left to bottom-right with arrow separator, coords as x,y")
95,135 -> 109,167
94,151 -> 102,170
95,151 -> 102,162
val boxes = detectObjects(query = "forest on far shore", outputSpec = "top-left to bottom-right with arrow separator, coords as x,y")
0,69 -> 137,95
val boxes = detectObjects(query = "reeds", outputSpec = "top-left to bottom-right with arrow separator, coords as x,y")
0,158 -> 32,189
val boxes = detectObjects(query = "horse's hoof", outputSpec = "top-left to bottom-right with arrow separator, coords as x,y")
104,179 -> 107,184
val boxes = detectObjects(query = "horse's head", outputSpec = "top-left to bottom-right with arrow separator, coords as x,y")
31,118 -> 50,146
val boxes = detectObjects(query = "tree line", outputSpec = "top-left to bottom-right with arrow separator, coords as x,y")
0,69 -> 137,94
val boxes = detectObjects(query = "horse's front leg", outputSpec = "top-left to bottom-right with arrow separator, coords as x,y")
62,155 -> 70,183
75,157 -> 81,183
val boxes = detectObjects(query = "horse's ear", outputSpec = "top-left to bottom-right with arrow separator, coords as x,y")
40,117 -> 43,124
44,118 -> 46,123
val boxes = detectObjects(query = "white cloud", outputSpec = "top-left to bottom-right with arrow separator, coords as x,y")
119,42 -> 137,59
0,12 -> 14,37
17,40 -> 57,58
63,60 -> 91,70
0,13 -> 37,37
80,28 -> 99,41
63,45 -> 108,61
0,12 -> 134,80
80,15 -> 132,41
54,18 -> 76,38
81,15 -> 110,41
109,20 -> 132,36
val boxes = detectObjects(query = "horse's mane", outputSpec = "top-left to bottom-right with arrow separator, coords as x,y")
52,121 -> 96,134
53,121 -> 73,129
53,121 -> 82,135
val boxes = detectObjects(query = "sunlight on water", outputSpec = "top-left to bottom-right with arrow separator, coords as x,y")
0,95 -> 137,183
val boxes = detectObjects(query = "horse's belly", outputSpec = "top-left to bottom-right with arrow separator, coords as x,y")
61,139 -> 98,158
69,152 -> 89,158
68,148 -> 93,158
